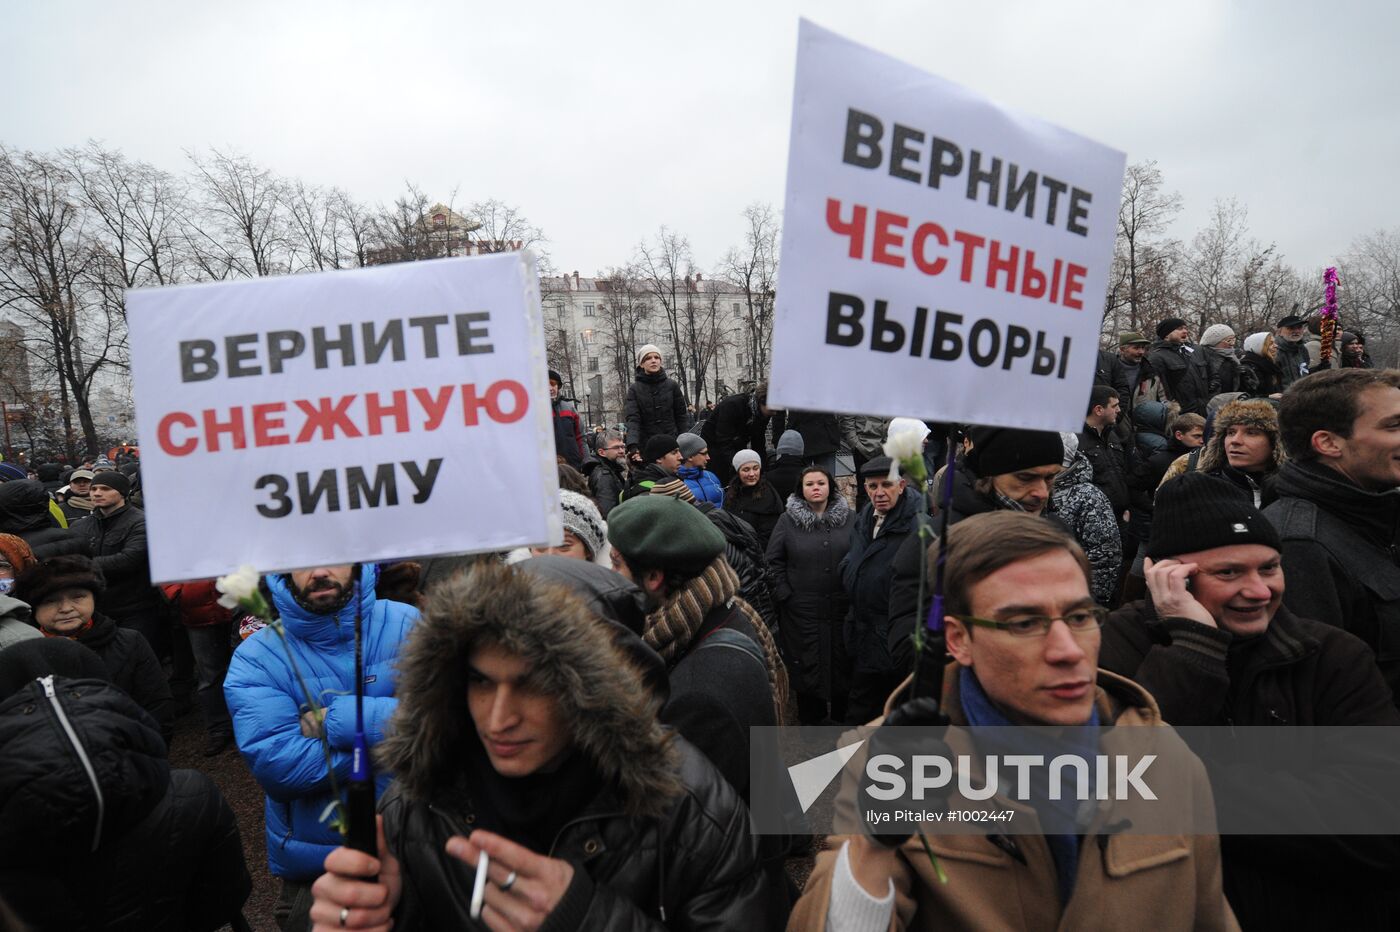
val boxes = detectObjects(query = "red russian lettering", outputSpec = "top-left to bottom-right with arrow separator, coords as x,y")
157,412 -> 198,457
462,381 -> 529,426
871,211 -> 907,268
202,406 -> 247,453
252,403 -> 289,447
1063,263 -> 1087,310
294,396 -> 363,443
985,240 -> 1019,292
826,198 -> 867,259
912,223 -> 948,275
953,231 -> 985,283
1020,250 -> 1048,299
412,386 -> 455,431
365,389 -> 410,435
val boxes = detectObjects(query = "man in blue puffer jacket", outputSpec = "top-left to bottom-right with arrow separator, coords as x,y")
676,432 -> 724,506
224,563 -> 417,932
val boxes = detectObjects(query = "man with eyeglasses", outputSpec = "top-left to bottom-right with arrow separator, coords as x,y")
1099,471 -> 1400,930
583,429 -> 630,517
790,510 -> 1235,930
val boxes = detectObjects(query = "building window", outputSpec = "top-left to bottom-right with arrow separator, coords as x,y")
588,356 -> 599,372
582,329 -> 596,345
733,302 -> 742,318
736,352 -> 745,368
583,303 -> 595,317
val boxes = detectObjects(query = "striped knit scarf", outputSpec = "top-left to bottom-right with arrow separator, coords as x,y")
645,556 -> 789,721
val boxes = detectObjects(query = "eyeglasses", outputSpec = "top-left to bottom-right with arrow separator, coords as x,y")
603,444 -> 626,452
953,606 -> 1108,638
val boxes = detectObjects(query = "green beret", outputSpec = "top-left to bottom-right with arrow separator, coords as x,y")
606,494 -> 724,575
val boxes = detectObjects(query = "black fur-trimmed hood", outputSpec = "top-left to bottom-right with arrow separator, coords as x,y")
378,561 -> 681,819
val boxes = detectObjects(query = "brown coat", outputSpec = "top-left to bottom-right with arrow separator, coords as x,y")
788,666 -> 1238,932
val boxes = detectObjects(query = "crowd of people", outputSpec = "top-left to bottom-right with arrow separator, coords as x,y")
0,331 -> 1397,930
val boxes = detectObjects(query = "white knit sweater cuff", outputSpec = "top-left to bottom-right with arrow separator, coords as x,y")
827,839 -> 896,932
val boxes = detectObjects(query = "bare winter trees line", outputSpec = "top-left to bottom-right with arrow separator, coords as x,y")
0,141 -> 545,457
1106,160 -> 1400,365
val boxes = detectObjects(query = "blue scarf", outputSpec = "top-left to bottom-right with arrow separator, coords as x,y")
958,668 -> 1099,906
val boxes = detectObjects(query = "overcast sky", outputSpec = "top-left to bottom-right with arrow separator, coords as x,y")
4,0 -> 1396,280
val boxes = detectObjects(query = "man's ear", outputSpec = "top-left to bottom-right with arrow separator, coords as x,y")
944,617 -> 974,667
642,568 -> 666,595
1311,429 -> 1346,461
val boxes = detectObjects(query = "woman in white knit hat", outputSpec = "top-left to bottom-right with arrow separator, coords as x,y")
1197,323 -> 1240,395
623,344 -> 692,454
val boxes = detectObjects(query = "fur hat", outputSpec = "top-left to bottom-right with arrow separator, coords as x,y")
1196,398 -> 1284,475
732,448 -> 762,471
558,489 -> 607,560
376,562 -> 682,817
0,533 -> 37,577
13,555 -> 105,609
676,432 -> 707,460
1156,317 -> 1188,339
1199,324 -> 1235,347
642,434 -> 680,464
636,344 -> 662,367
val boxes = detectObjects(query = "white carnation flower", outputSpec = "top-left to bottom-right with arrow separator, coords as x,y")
216,564 -> 261,610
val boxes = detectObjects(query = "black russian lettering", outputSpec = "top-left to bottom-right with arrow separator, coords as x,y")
930,311 -> 964,361
953,230 -> 985,283
1041,176 -> 1068,227
842,108 -> 884,169
312,323 -> 356,369
985,240 -> 1019,292
408,315 -> 450,358
297,469 -> 341,514
889,123 -> 924,183
966,151 -> 1002,207
225,333 -> 261,377
1002,325 -> 1031,370
347,463 -> 398,509
455,312 -> 493,355
362,319 -> 405,364
871,211 -> 907,268
1058,336 -> 1072,379
1004,164 -> 1037,218
968,319 -> 1001,367
202,406 -> 247,453
1031,331 -> 1057,375
180,339 -> 218,382
1067,187 -> 1092,236
825,292 -> 864,347
909,306 -> 929,357
1020,250 -> 1048,299
928,137 -> 963,190
825,198 -> 867,259
267,331 -> 306,374
871,300 -> 905,353
255,474 -> 293,518
912,222 -> 948,275
401,458 -> 443,504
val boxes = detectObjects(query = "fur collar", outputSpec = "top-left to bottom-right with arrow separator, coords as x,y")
377,562 -> 681,819
783,492 -> 851,530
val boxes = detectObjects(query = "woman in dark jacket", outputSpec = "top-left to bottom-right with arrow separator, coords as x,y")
1238,332 -> 1285,398
309,562 -> 773,930
0,638 -> 250,932
12,555 -> 173,743
623,344 -> 691,451
723,450 -> 784,549
765,465 -> 853,724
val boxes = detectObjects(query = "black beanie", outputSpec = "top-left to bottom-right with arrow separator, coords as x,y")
964,427 -> 1064,478
642,434 -> 680,463
0,638 -> 110,702
1148,472 -> 1281,558
91,470 -> 131,500
1156,317 -> 1187,339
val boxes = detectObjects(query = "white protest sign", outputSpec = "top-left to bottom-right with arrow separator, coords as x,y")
771,20 -> 1126,431
127,253 -> 561,582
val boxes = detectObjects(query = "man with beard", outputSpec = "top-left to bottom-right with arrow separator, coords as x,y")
224,564 -> 418,932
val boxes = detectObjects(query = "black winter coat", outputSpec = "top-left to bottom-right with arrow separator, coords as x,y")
724,479 -> 784,549
381,737 -> 770,931
765,495 -> 853,698
1238,350 -> 1284,397
0,480 -> 90,561
70,504 -> 162,623
696,504 -> 778,631
701,392 -> 773,485
1100,600 -> 1400,931
1274,336 -> 1310,388
783,411 -> 841,457
1079,424 -> 1130,516
583,456 -> 627,517
765,454 -> 804,503
842,487 -> 922,675
1148,342 -> 1209,415
1264,460 -> 1400,707
624,368 -> 691,448
0,677 -> 249,932
75,612 -> 175,742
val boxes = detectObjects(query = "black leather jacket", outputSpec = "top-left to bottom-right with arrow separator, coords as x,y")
380,738 -> 770,931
